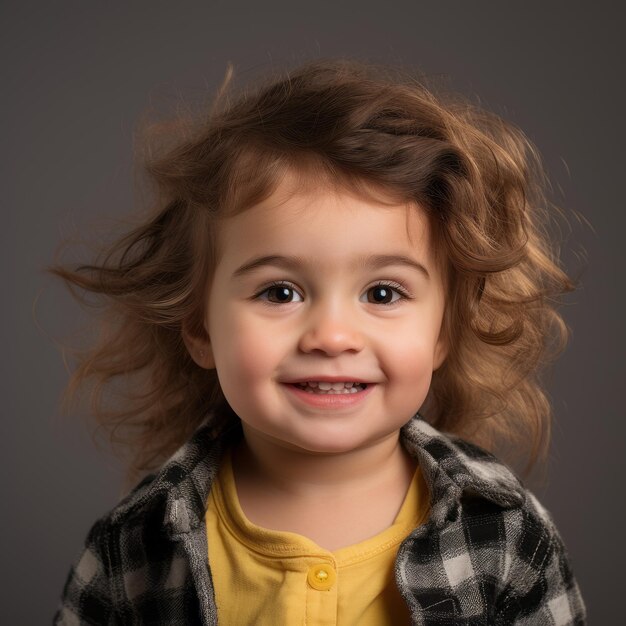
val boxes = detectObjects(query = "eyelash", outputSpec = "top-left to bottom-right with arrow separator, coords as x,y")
371,281 -> 413,303
252,280 -> 413,306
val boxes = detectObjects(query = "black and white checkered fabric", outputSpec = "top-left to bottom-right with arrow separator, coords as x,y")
54,415 -> 586,624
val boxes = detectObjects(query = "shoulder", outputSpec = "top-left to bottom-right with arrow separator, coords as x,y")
399,417 -> 586,624
399,487 -> 586,624
401,416 -> 574,581
99,419 -> 234,532
402,416 -> 570,545
401,417 -> 527,523
55,421 -> 232,624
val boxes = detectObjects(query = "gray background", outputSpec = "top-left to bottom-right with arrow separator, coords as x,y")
3,1 -> 623,622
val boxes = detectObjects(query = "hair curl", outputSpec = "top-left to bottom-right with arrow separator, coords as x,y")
48,58 -> 574,486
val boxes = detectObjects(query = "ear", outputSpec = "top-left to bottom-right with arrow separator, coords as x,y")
181,321 -> 215,370
432,332 -> 448,371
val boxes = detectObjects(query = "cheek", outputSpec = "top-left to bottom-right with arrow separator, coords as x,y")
386,333 -> 437,386
394,344 -> 436,416
210,311 -> 282,384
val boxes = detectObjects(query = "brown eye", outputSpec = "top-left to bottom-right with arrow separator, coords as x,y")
257,283 -> 303,304
267,286 -> 295,303
361,283 -> 407,305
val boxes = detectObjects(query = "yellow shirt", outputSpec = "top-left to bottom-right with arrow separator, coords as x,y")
206,450 -> 430,625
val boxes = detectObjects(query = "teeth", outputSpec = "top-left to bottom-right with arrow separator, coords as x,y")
295,381 -> 366,394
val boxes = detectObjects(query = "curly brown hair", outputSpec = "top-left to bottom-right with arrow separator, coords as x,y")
48,58 -> 574,486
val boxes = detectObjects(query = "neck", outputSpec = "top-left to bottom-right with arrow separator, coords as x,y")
232,426 -> 415,501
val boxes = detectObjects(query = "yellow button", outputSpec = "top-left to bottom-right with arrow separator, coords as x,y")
307,564 -> 336,590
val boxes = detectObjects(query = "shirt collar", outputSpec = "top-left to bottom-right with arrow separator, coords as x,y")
400,417 -> 526,528
109,415 -> 526,537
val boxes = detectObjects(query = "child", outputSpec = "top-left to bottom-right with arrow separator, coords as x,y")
52,58 -> 586,624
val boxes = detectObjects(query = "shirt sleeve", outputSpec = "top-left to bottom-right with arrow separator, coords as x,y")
53,518 -> 116,625
496,493 -> 587,625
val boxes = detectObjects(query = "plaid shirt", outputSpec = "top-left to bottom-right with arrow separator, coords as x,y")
54,416 -> 586,625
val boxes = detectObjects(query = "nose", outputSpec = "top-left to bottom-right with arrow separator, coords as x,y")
297,300 -> 365,356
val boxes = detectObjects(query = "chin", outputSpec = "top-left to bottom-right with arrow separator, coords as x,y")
285,430 -> 381,456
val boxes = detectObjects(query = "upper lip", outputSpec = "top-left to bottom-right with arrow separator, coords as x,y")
282,376 -> 374,384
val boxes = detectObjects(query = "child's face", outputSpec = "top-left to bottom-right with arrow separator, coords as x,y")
188,176 -> 447,457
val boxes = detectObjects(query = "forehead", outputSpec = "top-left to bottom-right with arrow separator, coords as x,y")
215,172 -> 434,266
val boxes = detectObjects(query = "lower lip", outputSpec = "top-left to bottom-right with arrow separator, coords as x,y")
282,383 -> 375,409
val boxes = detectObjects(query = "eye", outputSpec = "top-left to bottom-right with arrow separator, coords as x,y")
361,282 -> 410,305
255,281 -> 304,304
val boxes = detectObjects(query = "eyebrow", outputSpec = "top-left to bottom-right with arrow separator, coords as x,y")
232,254 -> 430,280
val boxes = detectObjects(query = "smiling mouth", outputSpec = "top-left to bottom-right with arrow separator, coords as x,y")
292,381 -> 369,394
